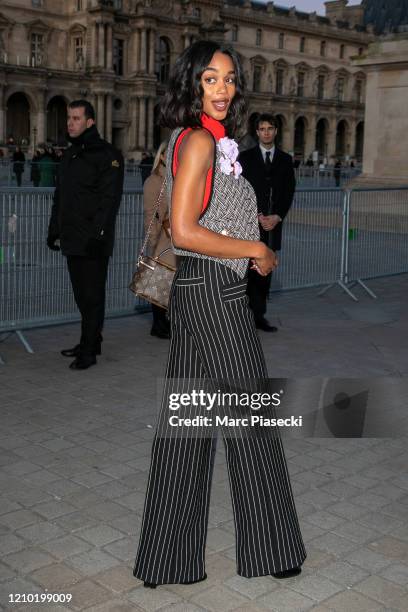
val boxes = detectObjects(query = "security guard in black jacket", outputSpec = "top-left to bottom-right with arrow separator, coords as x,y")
47,100 -> 124,370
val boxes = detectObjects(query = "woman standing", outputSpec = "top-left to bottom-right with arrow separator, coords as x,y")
133,40 -> 306,586
143,141 -> 176,339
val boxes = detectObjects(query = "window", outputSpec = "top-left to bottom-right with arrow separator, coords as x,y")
113,38 -> 124,75
299,36 -> 305,53
113,0 -> 123,9
32,0 -> 42,6
74,36 -> 84,68
278,32 -> 284,50
358,47 -> 363,56
297,72 -> 305,97
340,44 -> 345,59
30,33 -> 44,66
76,0 -> 82,10
336,77 -> 345,102
355,79 -> 363,103
192,7 -> 201,19
232,25 -> 238,42
256,29 -> 262,47
276,68 -> 284,95
156,37 -> 171,84
253,65 -> 262,92
317,74 -> 325,99
320,40 -> 326,57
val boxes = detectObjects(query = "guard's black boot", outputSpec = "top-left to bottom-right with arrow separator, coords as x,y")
272,567 -> 302,579
69,355 -> 97,370
61,338 -> 102,357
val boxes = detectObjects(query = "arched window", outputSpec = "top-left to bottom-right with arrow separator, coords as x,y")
253,65 -> 262,92
156,37 -> 171,84
276,67 -> 284,95
335,77 -> 345,102
317,74 -> 325,100
297,72 -> 305,97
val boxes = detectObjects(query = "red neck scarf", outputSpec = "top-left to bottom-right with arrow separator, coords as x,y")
201,113 -> 226,141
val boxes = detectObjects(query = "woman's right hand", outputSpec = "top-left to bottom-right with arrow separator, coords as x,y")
250,243 -> 278,276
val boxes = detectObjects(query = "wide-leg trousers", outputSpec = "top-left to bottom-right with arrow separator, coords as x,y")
133,257 -> 306,584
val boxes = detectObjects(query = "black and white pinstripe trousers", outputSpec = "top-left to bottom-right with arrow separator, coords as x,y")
133,257 -> 306,584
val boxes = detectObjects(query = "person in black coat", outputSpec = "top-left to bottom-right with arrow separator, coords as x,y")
12,147 -> 26,186
239,113 -> 295,332
47,100 -> 124,370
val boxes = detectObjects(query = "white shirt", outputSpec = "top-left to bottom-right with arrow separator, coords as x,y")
259,144 -> 275,163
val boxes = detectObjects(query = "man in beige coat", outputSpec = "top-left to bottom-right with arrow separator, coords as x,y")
143,141 -> 177,338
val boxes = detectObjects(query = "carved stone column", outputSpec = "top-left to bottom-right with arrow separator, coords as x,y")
105,94 -> 112,143
147,97 -> 154,151
36,90 -> 46,144
98,23 -> 105,68
327,116 -> 337,161
140,29 -> 147,73
130,29 -> 140,73
148,29 -> 155,75
0,85 -> 4,143
305,115 -> 317,159
91,22 -> 98,67
348,119 -> 356,159
132,96 -> 139,149
106,24 -> 113,71
138,96 -> 146,149
283,112 -> 295,153
97,93 -> 105,138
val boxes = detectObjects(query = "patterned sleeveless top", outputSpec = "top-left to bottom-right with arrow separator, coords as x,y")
166,127 -> 260,279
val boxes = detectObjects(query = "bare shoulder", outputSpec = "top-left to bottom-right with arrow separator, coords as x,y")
178,128 -> 214,165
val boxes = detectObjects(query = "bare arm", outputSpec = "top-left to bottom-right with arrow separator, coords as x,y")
171,130 -> 277,275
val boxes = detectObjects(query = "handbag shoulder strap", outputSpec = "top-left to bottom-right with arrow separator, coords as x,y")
139,177 -> 167,260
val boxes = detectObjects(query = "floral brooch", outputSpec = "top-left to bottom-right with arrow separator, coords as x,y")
217,137 -> 242,179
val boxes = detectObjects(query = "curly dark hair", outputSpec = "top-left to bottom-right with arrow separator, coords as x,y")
159,40 -> 247,136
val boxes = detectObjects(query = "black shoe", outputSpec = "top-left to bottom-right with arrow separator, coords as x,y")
69,355 -> 97,370
143,573 -> 207,588
150,327 -> 170,339
255,317 -> 278,333
272,567 -> 301,579
61,343 -> 101,357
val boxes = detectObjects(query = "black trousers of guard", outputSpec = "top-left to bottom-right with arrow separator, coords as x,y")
133,257 -> 306,585
66,255 -> 109,356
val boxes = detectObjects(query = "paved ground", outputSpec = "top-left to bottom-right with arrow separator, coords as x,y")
1,274 -> 408,612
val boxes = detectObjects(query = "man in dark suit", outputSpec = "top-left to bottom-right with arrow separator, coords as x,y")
239,113 -> 295,332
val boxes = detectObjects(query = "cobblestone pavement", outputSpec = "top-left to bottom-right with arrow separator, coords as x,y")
1,275 -> 408,612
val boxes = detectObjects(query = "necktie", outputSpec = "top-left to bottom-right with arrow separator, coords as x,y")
265,151 -> 272,176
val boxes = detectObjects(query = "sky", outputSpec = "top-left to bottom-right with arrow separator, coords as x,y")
267,0 -> 362,15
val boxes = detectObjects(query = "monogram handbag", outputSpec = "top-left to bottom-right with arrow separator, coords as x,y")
129,179 -> 176,310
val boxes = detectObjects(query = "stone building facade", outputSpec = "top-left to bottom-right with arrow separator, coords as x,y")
0,0 -> 374,161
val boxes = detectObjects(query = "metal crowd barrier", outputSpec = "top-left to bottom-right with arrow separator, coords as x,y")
1,186 -> 408,360
0,160 -> 145,189
0,188 -> 146,360
294,166 -> 361,188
